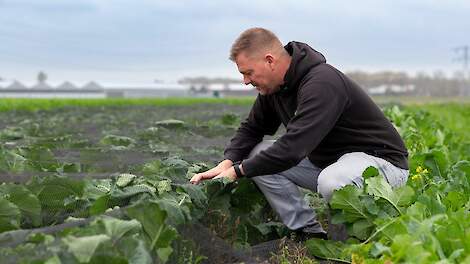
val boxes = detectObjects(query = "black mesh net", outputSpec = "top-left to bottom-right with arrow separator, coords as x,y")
0,104 -> 341,263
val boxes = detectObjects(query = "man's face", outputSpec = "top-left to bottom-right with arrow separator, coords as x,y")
235,52 -> 280,95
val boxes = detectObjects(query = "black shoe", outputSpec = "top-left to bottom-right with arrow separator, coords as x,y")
295,231 -> 328,242
292,225 -> 328,242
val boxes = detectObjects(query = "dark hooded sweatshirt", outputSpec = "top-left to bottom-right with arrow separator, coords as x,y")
224,41 -> 408,178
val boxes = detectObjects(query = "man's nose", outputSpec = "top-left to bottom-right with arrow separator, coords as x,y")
243,76 -> 251,85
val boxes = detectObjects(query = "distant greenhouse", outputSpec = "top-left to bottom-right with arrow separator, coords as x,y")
0,80 -> 106,98
56,81 -> 78,90
0,78 -> 257,98
5,80 -> 28,90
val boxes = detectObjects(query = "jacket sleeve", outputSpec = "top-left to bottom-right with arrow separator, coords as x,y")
223,94 -> 281,162
241,77 -> 349,177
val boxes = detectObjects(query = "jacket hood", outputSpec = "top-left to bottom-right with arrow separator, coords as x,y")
280,41 -> 326,94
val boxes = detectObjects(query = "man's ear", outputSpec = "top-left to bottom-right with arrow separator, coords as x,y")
265,54 -> 275,70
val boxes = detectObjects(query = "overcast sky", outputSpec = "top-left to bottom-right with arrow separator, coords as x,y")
0,0 -> 469,85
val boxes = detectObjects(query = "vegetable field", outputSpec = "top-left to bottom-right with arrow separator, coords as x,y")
0,99 -> 468,263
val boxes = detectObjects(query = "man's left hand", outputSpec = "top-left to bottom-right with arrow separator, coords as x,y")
213,166 -> 238,182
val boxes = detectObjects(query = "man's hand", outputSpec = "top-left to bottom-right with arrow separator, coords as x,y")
213,166 -> 238,182
190,159 -> 233,184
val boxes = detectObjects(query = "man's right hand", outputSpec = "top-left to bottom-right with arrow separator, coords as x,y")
190,160 -> 234,184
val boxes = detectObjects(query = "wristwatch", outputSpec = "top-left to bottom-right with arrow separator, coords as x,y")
233,161 -> 244,178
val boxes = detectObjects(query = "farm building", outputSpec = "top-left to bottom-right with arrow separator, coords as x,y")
0,80 -> 256,98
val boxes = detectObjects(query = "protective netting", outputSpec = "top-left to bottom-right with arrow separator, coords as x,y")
3,102 -> 466,263
0,104 -> 331,263
0,158 -> 341,263
0,172 -> 114,183
0,207 -> 288,264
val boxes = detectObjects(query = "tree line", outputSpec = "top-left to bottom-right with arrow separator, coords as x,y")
346,70 -> 470,97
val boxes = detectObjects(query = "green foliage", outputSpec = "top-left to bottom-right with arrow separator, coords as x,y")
63,234 -> 111,262
0,148 -> 29,173
126,202 -> 178,263
115,173 -> 137,187
365,176 -> 415,214
155,119 -> 186,129
0,184 -> 42,226
0,101 -> 468,263
0,98 -> 255,112
220,113 -> 240,126
362,166 -> 379,179
0,197 -> 21,232
305,238 -> 350,262
100,135 -> 136,148
308,104 -> 470,263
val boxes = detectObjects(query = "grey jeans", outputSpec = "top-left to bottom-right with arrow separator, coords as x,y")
248,140 -> 409,232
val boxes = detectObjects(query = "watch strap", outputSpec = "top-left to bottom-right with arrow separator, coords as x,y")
233,161 -> 244,178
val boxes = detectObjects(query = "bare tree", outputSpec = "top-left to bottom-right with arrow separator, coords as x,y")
37,71 -> 47,84
347,70 -> 469,97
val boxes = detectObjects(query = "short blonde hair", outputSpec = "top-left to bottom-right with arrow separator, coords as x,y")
229,27 -> 284,61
